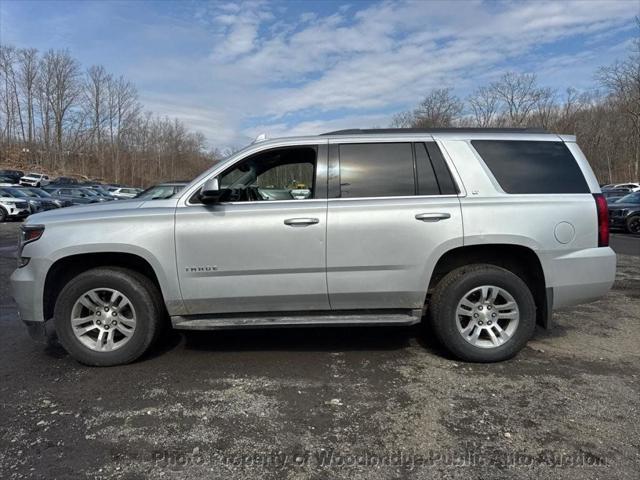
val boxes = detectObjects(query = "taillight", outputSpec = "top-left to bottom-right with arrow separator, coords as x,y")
593,194 -> 609,247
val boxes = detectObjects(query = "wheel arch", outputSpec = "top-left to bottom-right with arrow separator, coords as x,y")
427,243 -> 550,328
43,252 -> 166,322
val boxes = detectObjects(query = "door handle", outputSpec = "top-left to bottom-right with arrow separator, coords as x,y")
284,217 -> 320,226
415,212 -> 451,222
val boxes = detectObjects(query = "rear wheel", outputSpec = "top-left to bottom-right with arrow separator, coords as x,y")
429,264 -> 536,362
626,215 -> 640,234
54,267 -> 163,366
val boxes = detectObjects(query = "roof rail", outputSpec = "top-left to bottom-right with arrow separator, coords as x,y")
321,127 -> 549,135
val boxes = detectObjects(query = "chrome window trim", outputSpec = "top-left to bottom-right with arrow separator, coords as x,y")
183,139 -> 328,207
179,138 -> 329,207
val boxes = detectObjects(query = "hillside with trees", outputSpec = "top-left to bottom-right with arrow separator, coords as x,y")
0,47 -> 218,186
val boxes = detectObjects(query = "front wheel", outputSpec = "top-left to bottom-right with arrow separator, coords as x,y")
0,207 -> 6,222
626,215 -> 640,234
54,267 -> 163,366
429,264 -> 536,362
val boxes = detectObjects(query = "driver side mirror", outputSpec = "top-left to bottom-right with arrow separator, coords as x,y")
200,177 -> 223,204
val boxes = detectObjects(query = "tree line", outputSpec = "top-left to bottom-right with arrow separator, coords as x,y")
392,27 -> 640,183
0,46 -> 217,186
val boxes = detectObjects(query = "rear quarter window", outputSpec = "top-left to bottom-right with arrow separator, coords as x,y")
471,140 -> 589,194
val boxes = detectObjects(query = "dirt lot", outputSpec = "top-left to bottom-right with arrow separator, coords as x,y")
0,222 -> 638,479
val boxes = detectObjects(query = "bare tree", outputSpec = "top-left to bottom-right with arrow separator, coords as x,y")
83,65 -> 110,176
490,72 -> 543,126
598,21 -> 640,178
468,86 -> 499,127
411,88 -> 463,128
17,48 -> 38,146
41,49 -> 81,169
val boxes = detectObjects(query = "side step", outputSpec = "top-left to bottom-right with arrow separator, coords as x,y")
171,309 -> 423,330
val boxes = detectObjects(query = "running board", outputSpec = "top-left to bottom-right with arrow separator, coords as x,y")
171,309 -> 423,330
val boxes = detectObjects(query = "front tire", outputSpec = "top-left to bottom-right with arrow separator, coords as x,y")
54,267 -> 163,366
429,264 -> 536,362
0,207 -> 6,222
626,215 -> 640,234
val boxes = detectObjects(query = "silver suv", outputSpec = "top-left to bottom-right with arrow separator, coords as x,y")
10,128 -> 616,366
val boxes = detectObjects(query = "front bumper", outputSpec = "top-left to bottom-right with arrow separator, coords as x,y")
9,257 -> 49,323
6,205 -> 30,218
609,216 -> 627,229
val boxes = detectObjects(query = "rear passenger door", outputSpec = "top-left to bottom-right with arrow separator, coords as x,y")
326,140 -> 464,310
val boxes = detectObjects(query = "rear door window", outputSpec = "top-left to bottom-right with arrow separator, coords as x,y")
471,140 -> 589,194
338,143 -> 415,198
416,142 -> 459,195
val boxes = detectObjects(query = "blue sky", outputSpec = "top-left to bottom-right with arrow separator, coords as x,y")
1,0 -> 638,148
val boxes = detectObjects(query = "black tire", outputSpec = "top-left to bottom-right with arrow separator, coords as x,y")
53,267 -> 163,366
0,207 -> 6,222
626,215 -> 640,234
429,264 -> 536,363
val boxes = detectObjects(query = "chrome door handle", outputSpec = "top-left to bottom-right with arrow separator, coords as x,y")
284,217 -> 320,226
415,212 -> 451,222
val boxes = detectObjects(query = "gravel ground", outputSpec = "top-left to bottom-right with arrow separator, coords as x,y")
0,222 -> 638,479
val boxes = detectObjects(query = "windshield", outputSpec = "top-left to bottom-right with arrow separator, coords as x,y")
28,188 -> 52,198
136,185 -> 179,199
82,188 -> 99,197
617,192 -> 640,204
6,188 -> 29,198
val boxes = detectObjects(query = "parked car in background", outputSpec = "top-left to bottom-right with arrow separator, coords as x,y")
86,184 -> 114,198
43,186 -> 101,205
20,173 -> 50,187
603,188 -> 631,203
608,191 -> 640,234
0,169 -> 25,184
11,128 -> 616,366
0,175 -> 19,185
602,182 -> 640,192
135,182 -> 187,200
82,186 -> 115,201
0,186 -> 58,213
22,187 -> 73,208
109,186 -> 142,199
51,176 -> 80,185
0,190 -> 30,221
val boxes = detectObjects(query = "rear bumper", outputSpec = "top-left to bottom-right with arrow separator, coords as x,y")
540,247 -> 616,310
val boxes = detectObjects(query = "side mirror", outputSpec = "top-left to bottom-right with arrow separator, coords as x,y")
200,177 -> 223,204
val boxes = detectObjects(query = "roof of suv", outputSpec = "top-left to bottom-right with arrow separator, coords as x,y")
321,128 -> 549,135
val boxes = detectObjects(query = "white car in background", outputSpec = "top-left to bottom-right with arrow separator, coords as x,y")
20,173 -> 50,187
0,191 -> 30,221
108,187 -> 142,199
602,182 -> 640,192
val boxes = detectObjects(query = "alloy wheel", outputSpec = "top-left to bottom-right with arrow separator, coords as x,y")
455,285 -> 519,349
70,288 -> 137,352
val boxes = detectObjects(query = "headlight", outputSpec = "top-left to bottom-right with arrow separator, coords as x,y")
52,199 -> 63,207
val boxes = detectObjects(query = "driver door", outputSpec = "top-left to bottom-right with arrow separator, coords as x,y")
175,142 -> 330,315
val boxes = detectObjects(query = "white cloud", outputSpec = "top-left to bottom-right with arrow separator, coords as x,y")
107,0 -> 640,148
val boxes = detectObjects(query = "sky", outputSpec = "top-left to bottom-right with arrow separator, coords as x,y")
0,0 -> 638,148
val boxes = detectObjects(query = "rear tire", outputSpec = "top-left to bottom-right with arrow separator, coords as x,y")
429,264 -> 536,362
53,267 -> 163,366
626,215 -> 640,234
